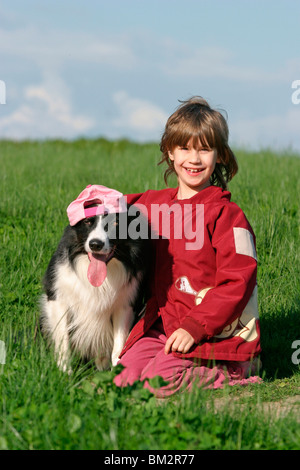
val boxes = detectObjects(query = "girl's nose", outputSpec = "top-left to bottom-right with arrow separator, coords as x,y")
189,149 -> 201,162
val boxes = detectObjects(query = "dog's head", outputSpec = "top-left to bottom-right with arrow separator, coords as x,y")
66,185 -> 128,287
66,185 -> 149,287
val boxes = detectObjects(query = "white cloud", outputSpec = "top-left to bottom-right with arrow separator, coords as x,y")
231,107 -> 300,150
0,76 -> 94,139
112,91 -> 168,139
159,40 -> 299,83
0,26 -> 136,70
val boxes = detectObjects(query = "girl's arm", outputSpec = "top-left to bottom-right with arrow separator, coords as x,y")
180,204 -> 258,344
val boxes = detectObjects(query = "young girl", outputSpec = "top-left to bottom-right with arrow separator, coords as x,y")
113,97 -> 262,397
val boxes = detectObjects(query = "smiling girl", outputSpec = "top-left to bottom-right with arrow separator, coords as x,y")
114,97 -> 262,396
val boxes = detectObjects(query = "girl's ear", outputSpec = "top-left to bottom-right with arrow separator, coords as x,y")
168,150 -> 174,161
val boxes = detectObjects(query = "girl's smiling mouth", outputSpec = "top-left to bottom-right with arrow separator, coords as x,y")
184,167 -> 205,175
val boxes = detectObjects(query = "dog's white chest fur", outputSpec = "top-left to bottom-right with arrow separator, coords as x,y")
41,255 -> 139,371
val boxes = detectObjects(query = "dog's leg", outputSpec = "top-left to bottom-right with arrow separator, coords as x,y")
111,305 -> 134,367
45,299 -> 72,373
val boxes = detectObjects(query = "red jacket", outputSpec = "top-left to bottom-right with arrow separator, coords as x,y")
120,185 -> 261,362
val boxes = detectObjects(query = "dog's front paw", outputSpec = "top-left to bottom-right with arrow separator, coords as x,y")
111,353 -> 120,367
57,359 -> 72,375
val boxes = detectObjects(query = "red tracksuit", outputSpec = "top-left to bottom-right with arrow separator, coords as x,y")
115,186 -> 261,395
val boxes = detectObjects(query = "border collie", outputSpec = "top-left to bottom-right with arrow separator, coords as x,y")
40,185 -> 148,372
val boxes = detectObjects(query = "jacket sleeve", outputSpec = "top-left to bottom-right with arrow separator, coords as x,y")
180,204 -> 257,343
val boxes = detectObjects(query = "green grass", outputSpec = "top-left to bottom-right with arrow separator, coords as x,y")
0,139 -> 299,450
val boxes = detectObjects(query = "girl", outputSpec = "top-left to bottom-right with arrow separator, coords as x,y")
114,97 -> 262,397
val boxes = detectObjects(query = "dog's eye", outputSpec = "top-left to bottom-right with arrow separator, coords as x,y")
84,219 -> 93,226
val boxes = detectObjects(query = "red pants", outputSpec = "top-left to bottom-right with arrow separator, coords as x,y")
114,320 -> 261,397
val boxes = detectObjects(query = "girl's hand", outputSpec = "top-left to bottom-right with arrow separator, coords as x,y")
164,328 -> 195,355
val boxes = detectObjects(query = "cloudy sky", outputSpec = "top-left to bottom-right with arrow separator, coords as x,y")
1,0 -> 300,151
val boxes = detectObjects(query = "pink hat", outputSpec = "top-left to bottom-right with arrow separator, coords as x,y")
67,184 -> 127,226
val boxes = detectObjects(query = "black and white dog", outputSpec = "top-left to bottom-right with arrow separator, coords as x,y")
40,185 -> 149,372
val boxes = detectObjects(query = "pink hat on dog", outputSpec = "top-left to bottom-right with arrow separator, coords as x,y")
67,184 -> 127,226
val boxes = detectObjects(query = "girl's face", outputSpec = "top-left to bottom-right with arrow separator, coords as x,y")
168,138 -> 219,199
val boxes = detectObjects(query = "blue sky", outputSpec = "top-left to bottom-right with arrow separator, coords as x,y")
1,0 -> 300,150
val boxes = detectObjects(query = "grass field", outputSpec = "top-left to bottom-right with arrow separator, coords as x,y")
0,138 -> 299,450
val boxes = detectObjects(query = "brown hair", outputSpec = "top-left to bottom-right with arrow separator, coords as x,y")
159,96 -> 238,189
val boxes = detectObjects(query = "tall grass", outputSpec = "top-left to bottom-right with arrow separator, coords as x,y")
0,139 -> 299,450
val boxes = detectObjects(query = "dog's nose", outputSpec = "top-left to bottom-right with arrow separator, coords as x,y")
89,239 -> 105,252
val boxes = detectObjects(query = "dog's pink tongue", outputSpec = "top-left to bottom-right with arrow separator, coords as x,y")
87,253 -> 107,287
